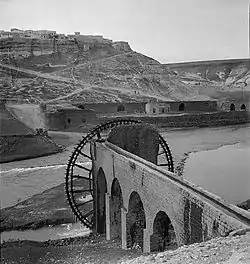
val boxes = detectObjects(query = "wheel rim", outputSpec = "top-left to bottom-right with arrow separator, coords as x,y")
65,119 -> 174,229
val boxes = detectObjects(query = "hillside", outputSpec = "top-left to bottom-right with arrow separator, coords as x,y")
164,59 -> 250,103
0,37 -> 249,103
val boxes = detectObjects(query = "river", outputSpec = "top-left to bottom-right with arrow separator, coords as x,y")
0,124 -> 249,242
183,142 -> 250,204
1,124 -> 249,208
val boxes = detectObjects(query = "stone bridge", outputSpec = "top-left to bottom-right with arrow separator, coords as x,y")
90,125 -> 250,253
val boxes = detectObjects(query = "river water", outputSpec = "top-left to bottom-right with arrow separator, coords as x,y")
183,142 -> 250,204
1,124 -> 249,242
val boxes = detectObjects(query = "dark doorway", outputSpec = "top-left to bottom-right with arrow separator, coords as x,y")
117,105 -> 125,112
67,118 -> 71,124
110,178 -> 123,239
230,103 -> 235,111
78,105 -> 85,109
96,168 -> 107,234
240,104 -> 246,110
150,211 -> 177,252
179,103 -> 185,111
126,191 -> 146,251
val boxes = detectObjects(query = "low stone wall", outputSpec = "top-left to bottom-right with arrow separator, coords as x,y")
0,134 -> 63,163
101,111 -> 250,128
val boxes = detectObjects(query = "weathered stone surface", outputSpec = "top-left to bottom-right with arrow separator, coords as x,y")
107,124 -> 159,164
93,141 -> 249,253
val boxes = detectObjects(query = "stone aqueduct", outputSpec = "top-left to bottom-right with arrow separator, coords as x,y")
89,125 -> 250,253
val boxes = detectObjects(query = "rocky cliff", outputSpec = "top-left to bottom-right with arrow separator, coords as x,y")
0,37 -> 249,103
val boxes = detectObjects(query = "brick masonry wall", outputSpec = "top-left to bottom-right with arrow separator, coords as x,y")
93,142 -> 249,252
107,124 -> 159,164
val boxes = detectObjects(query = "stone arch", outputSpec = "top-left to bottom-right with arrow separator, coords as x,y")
150,211 -> 177,252
117,104 -> 125,112
230,103 -> 235,111
110,178 -> 123,239
126,191 -> 146,250
240,104 -> 246,110
179,103 -> 185,111
96,168 -> 107,234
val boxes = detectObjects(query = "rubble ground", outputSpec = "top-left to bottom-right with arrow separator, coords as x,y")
1,231 -> 249,264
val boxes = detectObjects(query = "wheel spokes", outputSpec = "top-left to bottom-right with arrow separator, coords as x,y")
65,119 -> 174,230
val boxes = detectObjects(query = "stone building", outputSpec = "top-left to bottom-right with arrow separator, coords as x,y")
112,41 -> 132,52
45,107 -> 97,130
145,101 -> 170,114
73,102 -> 146,115
219,100 -> 249,111
145,100 -> 218,114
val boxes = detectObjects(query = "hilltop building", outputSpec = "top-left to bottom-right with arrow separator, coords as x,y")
0,29 -> 128,50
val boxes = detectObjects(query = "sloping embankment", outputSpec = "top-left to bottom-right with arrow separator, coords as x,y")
5,104 -> 48,131
0,103 -> 33,136
0,134 -> 63,163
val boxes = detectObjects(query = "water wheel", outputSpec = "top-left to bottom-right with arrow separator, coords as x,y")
65,119 -> 174,229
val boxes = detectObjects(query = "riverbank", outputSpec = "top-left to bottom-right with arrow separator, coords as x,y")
1,230 -> 249,264
1,124 -> 250,263
100,110 -> 250,128
0,134 -> 64,163
50,110 -> 250,133
1,124 -> 249,233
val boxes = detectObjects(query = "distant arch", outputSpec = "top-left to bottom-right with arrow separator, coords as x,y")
179,103 -> 185,111
110,178 -> 123,239
78,105 -> 85,109
126,191 -> 146,250
67,118 -> 71,124
240,104 -> 246,111
96,168 -> 107,234
150,211 -> 177,252
230,103 -> 235,111
117,105 -> 125,112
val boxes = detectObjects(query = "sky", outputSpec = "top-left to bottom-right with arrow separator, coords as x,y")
0,0 -> 249,63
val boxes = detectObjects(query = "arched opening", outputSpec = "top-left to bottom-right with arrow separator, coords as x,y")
110,178 -> 123,239
150,211 -> 177,252
240,104 -> 246,110
96,168 -> 107,234
212,220 -> 219,238
179,103 -> 185,111
78,105 -> 85,109
126,191 -> 146,251
117,105 -> 125,112
230,103 -> 235,111
67,118 -> 71,124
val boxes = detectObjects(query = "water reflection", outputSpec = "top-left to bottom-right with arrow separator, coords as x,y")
183,143 -> 250,204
